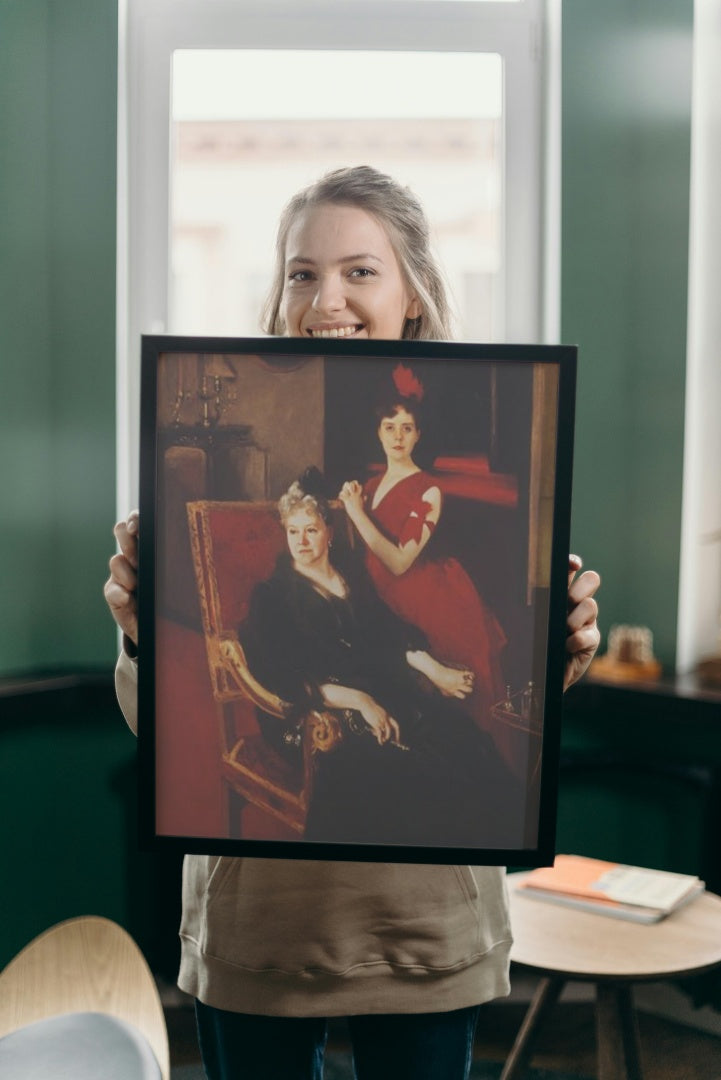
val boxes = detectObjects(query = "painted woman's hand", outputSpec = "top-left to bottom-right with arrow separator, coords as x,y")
357,693 -> 401,746
429,663 -> 475,699
564,554 -> 601,690
338,480 -> 365,520
405,650 -> 474,699
103,510 -> 139,646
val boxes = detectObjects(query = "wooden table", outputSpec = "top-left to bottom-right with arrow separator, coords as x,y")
503,873 -> 721,1080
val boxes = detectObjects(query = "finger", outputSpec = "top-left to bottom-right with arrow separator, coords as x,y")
388,717 -> 401,743
103,579 -> 138,642
567,553 -> 583,589
104,582 -> 135,622
369,717 -> 387,745
108,552 -> 137,592
567,595 -> 599,635
568,569 -> 601,610
566,623 -> 601,657
113,517 -> 139,568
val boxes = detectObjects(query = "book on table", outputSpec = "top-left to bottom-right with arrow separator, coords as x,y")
516,854 -> 705,923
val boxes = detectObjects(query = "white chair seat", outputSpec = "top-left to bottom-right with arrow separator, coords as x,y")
0,1011 -> 162,1079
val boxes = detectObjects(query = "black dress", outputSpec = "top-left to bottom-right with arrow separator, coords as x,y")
239,555 -> 524,850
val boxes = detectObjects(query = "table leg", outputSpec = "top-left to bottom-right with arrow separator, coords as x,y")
596,982 -> 643,1080
500,976 -> 565,1080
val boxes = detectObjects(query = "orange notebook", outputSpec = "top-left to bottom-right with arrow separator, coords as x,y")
518,855 -> 704,923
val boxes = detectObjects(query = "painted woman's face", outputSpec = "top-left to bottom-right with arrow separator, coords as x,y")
281,203 -> 421,340
284,507 -> 331,569
377,407 -> 421,464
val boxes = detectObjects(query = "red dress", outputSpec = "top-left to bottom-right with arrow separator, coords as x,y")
363,470 -> 511,764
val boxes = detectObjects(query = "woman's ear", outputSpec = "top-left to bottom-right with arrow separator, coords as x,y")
406,296 -> 423,320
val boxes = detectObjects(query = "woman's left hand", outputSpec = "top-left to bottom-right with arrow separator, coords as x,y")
565,554 -> 601,691
338,479 -> 365,518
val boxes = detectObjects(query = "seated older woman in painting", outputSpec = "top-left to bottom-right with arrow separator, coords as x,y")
239,469 -> 525,850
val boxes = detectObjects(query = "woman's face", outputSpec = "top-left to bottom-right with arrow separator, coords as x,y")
281,203 -> 421,340
377,407 -> 421,464
284,507 -> 331,569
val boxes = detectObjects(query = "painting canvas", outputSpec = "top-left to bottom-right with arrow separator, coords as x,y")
138,336 -> 576,865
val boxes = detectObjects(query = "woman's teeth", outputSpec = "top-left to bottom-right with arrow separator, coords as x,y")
309,325 -> 360,338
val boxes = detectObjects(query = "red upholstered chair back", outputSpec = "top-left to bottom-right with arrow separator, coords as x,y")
186,497 -> 355,709
188,501 -> 284,635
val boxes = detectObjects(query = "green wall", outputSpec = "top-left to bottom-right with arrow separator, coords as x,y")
0,0 -> 133,972
562,0 -> 693,669
0,0 -> 118,675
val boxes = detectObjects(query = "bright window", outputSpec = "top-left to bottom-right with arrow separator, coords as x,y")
170,50 -> 503,341
118,0 -> 556,509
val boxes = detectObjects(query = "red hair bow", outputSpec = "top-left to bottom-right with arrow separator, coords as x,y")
392,363 -> 424,401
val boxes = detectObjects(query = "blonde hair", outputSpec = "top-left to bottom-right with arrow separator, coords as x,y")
262,165 -> 454,341
277,480 -> 331,526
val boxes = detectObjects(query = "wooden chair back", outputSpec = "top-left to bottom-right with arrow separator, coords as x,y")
0,916 -> 169,1079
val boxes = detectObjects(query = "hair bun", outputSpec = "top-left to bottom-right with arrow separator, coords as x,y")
298,465 -> 329,499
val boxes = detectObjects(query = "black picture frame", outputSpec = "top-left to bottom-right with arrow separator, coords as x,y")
138,335 -> 576,866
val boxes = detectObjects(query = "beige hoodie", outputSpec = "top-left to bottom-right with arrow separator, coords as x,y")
116,650 -> 512,1016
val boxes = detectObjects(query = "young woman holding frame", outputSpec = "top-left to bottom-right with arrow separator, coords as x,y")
105,166 -> 600,1080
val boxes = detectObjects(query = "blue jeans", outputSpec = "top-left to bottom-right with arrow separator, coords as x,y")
195,1000 -> 481,1080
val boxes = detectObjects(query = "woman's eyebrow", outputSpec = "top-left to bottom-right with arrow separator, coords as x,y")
338,253 -> 384,264
286,253 -> 384,266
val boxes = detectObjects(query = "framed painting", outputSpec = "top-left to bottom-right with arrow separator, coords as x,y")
138,336 -> 576,865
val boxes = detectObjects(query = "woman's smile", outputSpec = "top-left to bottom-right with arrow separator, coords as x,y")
307,323 -> 364,339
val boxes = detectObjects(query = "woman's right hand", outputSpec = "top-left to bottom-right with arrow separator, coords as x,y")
338,479 -> 365,521
103,510 -> 139,646
357,693 -> 401,746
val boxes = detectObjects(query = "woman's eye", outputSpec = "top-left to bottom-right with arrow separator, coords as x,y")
288,269 -> 313,283
349,267 -> 374,279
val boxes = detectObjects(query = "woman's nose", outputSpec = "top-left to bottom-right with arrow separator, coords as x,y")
312,274 -> 345,314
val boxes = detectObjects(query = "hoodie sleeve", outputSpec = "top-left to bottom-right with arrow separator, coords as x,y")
115,646 -> 139,736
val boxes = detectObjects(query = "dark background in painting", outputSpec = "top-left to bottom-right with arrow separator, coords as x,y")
323,355 -> 536,695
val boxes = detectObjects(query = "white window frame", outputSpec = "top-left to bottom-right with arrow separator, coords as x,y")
676,0 -> 721,675
116,0 -> 558,512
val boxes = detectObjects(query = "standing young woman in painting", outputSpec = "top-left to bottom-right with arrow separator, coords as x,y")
106,166 -> 601,1080
335,370 -> 510,764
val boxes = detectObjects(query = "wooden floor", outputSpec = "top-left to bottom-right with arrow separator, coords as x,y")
166,994 -> 721,1078
474,999 -> 721,1079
